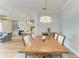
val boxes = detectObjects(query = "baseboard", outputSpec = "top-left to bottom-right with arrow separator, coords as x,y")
64,43 -> 79,57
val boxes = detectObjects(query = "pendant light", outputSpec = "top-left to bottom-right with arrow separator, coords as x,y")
40,0 -> 52,23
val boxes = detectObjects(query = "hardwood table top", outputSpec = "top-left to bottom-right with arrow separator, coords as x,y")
19,36 -> 69,54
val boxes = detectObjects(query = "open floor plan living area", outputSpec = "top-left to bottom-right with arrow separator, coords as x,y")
0,0 -> 79,58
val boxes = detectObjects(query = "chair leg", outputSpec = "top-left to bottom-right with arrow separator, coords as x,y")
60,54 -> 62,58
25,53 -> 27,58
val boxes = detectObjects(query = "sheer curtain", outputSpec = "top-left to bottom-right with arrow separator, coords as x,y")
0,21 -> 2,32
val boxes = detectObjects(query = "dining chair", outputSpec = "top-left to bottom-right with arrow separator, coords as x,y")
50,34 -> 66,58
42,32 -> 48,36
23,35 -> 31,46
54,34 -> 66,58
57,34 -> 66,46
31,33 -> 36,39
24,34 -> 40,57
54,32 -> 59,40
22,33 -> 33,46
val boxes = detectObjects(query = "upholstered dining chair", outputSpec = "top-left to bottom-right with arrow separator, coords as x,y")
31,33 -> 36,39
51,34 -> 66,58
23,34 -> 38,58
23,35 -> 50,58
23,35 -> 31,46
54,34 -> 66,58
22,33 -> 33,46
42,32 -> 48,36
57,34 -> 66,46
54,32 -> 59,40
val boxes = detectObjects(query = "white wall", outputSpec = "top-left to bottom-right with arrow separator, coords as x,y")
35,13 -> 61,35
61,0 -> 79,56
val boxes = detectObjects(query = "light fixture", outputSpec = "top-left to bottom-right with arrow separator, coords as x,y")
40,0 -> 52,23
40,16 -> 52,23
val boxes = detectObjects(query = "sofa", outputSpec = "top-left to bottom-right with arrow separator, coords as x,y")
0,32 -> 12,43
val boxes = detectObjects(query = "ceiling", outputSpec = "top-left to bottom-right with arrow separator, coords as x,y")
0,0 -> 69,20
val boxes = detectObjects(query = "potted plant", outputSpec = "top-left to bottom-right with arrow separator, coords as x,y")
47,27 -> 51,36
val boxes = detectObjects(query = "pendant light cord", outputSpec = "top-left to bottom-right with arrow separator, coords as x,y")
43,0 -> 47,10
45,0 -> 46,10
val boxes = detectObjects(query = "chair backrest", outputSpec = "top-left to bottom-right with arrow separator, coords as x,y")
57,34 -> 66,46
31,34 -> 36,39
23,35 -> 32,46
42,32 -> 48,36
54,33 -> 59,40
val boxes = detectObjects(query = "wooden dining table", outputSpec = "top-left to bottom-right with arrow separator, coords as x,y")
19,36 -> 69,57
